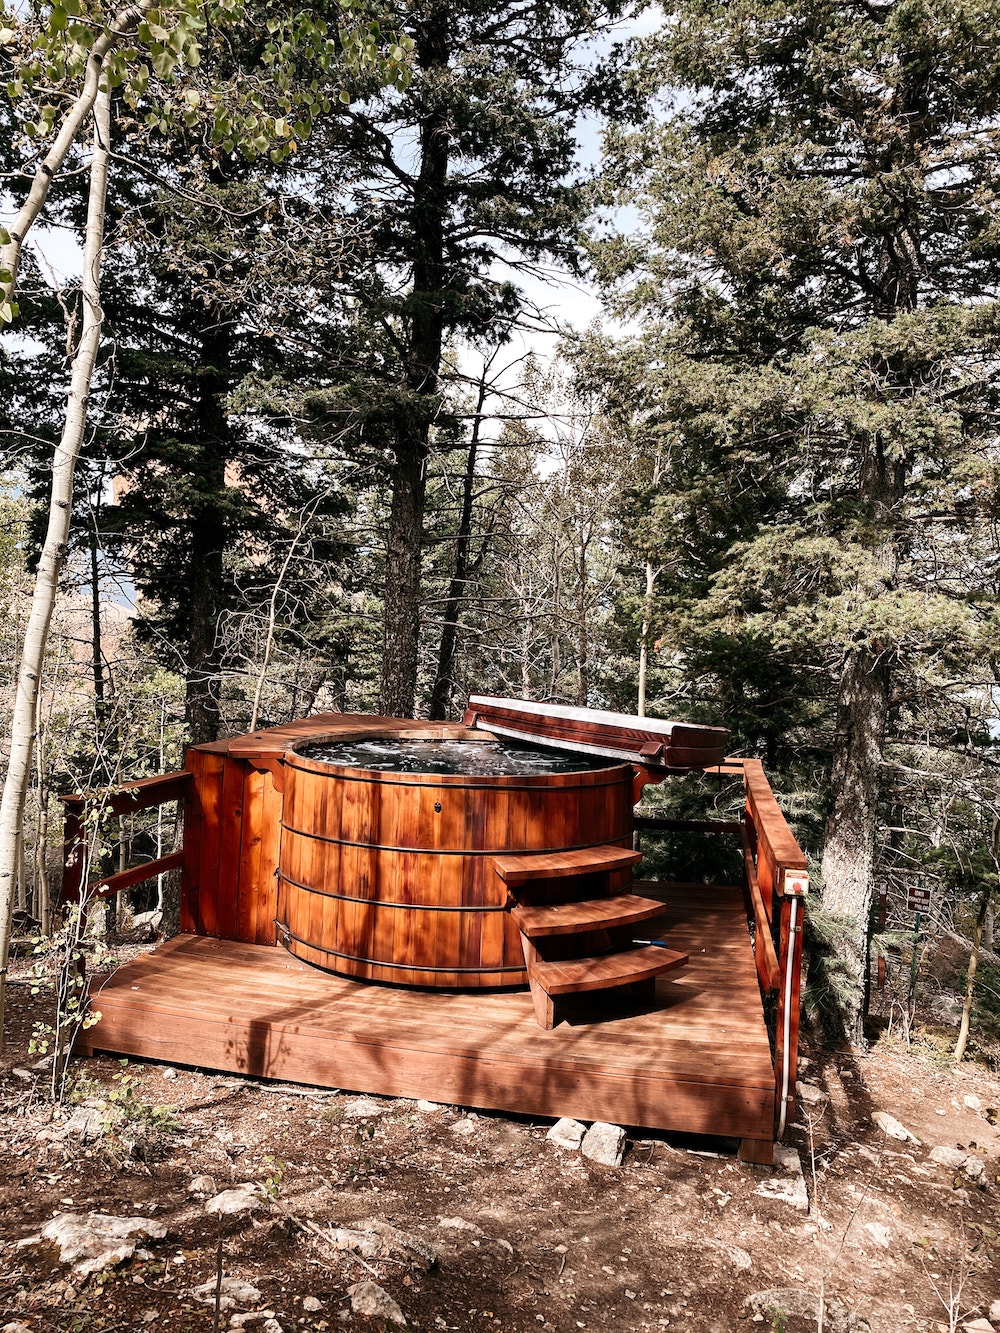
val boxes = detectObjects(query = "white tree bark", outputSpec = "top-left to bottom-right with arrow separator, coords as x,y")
0,85 -> 112,1048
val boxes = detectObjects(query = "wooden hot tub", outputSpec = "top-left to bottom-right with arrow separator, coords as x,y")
275,729 -> 633,988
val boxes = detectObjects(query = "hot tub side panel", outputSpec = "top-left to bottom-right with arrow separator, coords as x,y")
277,758 -> 635,988
180,745 -> 282,945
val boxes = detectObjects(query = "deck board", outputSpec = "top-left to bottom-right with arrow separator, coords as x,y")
78,883 -> 775,1144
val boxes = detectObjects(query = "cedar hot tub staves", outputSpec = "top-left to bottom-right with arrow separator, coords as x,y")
60,701 -> 808,1160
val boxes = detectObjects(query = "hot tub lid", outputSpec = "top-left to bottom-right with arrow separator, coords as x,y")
463,695 -> 730,771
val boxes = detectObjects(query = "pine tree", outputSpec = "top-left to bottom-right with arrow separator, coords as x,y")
300,0 -> 638,716
595,0 -> 1000,1040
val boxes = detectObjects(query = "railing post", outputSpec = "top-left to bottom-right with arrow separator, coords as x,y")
774,870 -> 808,1136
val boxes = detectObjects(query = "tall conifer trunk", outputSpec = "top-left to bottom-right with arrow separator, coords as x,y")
429,379 -> 485,720
820,192 -> 915,1039
378,10 -> 450,718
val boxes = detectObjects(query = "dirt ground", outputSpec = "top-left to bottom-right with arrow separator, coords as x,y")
1,956 -> 999,1333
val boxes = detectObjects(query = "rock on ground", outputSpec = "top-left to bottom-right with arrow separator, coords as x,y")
581,1122 -> 626,1166
348,1281 -> 406,1326
205,1187 -> 262,1217
929,1145 -> 985,1180
65,1106 -> 106,1143
743,1287 -> 870,1331
930,1145 -> 968,1170
756,1144 -> 810,1213
328,1220 -> 438,1272
796,1081 -> 827,1106
437,1217 -> 484,1235
755,1173 -> 809,1213
343,1097 -> 385,1120
302,1296 -> 322,1313
192,1277 -> 264,1309
872,1111 -> 919,1143
863,1222 -> 892,1249
546,1117 -> 586,1150
17,1213 -> 168,1275
188,1174 -> 217,1196
773,1144 -> 803,1174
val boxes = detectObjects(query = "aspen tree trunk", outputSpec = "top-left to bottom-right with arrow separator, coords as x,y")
0,86 -> 112,1048
955,820 -> 999,1064
955,883 -> 993,1065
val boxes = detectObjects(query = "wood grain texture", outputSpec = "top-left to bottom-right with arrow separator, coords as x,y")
59,771 -> 191,818
512,892 -> 665,938
528,944 -> 688,996
276,754 -> 634,988
76,880 -> 775,1142
464,696 -> 729,771
492,845 -> 641,885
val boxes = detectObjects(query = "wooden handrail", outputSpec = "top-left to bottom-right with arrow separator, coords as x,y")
742,759 -> 808,893
60,770 -> 191,818
635,757 -> 808,1137
88,851 -> 183,900
740,760 -> 809,1138
741,825 -> 780,991
60,770 -> 190,905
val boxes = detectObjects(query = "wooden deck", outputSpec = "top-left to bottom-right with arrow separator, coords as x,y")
77,881 -> 777,1155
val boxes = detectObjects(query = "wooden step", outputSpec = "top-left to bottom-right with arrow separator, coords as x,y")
528,944 -> 688,997
512,893 -> 665,938
491,844 -> 642,886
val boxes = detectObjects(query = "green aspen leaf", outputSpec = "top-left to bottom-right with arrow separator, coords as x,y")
150,47 -> 174,77
48,6 -> 67,30
339,88 -> 350,104
0,301 -> 19,324
0,227 -> 10,245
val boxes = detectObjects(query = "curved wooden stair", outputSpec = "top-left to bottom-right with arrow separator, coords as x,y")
492,845 -> 689,1030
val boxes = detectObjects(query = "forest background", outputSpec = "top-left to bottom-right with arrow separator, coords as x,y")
1,0 -> 999,1056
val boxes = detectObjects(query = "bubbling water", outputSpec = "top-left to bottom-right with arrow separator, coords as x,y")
299,737 -> 615,776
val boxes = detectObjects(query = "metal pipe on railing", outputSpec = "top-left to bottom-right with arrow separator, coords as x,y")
777,894 -> 801,1139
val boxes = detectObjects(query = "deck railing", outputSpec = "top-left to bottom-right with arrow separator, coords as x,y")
59,771 -> 192,913
60,753 -> 808,1140
635,757 -> 809,1140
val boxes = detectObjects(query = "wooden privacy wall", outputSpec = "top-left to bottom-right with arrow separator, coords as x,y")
180,743 -> 283,944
